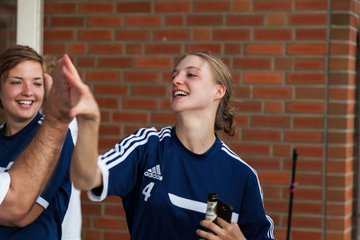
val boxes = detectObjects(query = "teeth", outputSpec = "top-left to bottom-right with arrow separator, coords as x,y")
174,90 -> 188,97
18,100 -> 32,105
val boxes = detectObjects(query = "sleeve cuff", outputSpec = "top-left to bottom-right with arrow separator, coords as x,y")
0,172 -> 10,204
87,157 -> 109,202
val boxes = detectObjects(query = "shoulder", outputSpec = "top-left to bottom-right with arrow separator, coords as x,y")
219,141 -> 258,176
127,126 -> 172,142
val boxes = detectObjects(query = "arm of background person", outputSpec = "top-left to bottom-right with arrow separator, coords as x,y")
59,54 -> 102,191
0,58 -> 74,225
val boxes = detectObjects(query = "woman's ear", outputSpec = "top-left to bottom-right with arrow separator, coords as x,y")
214,84 -> 226,100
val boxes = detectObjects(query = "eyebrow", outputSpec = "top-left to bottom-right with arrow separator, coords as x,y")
172,66 -> 201,75
8,76 -> 43,80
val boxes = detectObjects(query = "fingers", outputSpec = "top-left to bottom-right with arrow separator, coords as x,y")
43,73 -> 53,98
61,54 -> 84,89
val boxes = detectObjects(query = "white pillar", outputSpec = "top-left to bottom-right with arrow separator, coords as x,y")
16,0 -> 43,54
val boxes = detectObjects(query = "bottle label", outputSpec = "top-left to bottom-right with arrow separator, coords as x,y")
205,201 -> 217,221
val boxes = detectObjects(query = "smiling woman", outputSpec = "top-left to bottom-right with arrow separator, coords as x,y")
0,45 -> 74,240
70,51 -> 276,240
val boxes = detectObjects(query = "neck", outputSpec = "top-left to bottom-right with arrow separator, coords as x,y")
175,113 -> 216,154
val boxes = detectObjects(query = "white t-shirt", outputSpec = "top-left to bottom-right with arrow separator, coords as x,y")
0,172 -> 10,205
61,119 -> 82,240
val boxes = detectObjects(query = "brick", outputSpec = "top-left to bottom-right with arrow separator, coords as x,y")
116,30 -> 150,41
155,2 -> 190,12
117,2 -> 151,13
123,98 -> 157,110
135,57 -> 172,68
195,2 -> 230,11
295,58 -> 326,70
151,113 -> 176,124
327,175 -> 353,189
95,84 -> 127,96
79,3 -> 115,13
295,0 -> 328,10
44,3 -> 76,13
295,28 -> 327,40
233,58 -> 271,69
69,43 -> 86,54
97,97 -> 118,109
331,28 -> 353,41
227,15 -> 264,25
328,102 -> 355,115
254,87 -> 292,99
233,143 -> 270,155
293,201 -> 323,214
327,202 -> 353,218
125,44 -> 143,54
78,30 -> 113,41
294,145 -> 324,158
233,0 -> 251,11
43,44 -> 66,54
244,72 -> 283,84
155,30 -> 189,41
44,30 -> 74,41
264,101 -> 284,113
125,16 -> 161,27
88,16 -> 122,27
330,43 -> 356,55
145,44 -> 182,54
287,73 -> 325,84
288,43 -> 326,55
104,232 -> 130,240
98,57 -> 132,68
254,29 -> 292,41
113,112 -> 148,123
87,71 -> 122,82
284,131 -> 323,143
51,17 -> 84,27
295,87 -> 325,100
245,43 -> 285,55
89,44 -> 123,54
187,15 -> 223,26
265,13 -> 287,26
165,16 -> 185,26
332,13 -> 351,26
286,102 -> 325,114
329,87 -> 355,101
292,216 -> 323,229
233,101 -> 262,112
326,188 -> 353,202
330,58 -> 355,71
297,173 -> 323,186
124,72 -> 160,83
289,13 -> 328,25
274,58 -> 293,70
258,172 -> 290,185
192,29 -> 211,41
93,217 -> 127,229
252,115 -> 290,128
254,0 -> 292,11
132,85 -> 167,96
294,159 -> 322,172
185,44 -> 221,54
327,146 -> 354,159
242,129 -> 281,141
293,116 -> 323,129
213,29 -> 250,41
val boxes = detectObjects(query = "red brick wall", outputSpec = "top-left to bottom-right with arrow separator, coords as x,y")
1,0 -> 360,239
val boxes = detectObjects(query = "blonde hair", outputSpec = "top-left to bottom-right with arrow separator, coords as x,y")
175,51 -> 237,137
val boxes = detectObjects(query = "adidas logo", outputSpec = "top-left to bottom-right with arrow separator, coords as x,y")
144,164 -> 163,181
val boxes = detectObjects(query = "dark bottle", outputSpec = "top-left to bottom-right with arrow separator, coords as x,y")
205,193 -> 218,222
199,193 -> 218,239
